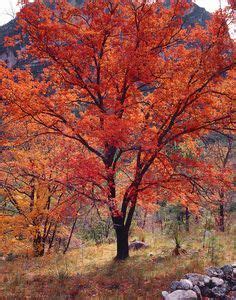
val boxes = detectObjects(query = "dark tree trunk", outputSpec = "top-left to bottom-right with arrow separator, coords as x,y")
48,223 -> 57,251
115,226 -> 129,260
33,233 -> 45,257
219,203 -> 225,232
185,207 -> 190,232
63,215 -> 78,254
141,209 -> 147,229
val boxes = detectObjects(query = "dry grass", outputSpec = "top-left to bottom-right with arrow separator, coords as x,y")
0,228 -> 235,299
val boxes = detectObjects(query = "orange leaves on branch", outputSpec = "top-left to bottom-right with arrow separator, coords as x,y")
1,0 -> 235,224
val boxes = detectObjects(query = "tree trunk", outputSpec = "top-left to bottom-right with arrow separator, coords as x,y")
141,209 -> 147,229
185,207 -> 190,232
33,233 -> 45,257
115,225 -> 129,260
219,203 -> 225,232
63,215 -> 78,254
48,223 -> 57,251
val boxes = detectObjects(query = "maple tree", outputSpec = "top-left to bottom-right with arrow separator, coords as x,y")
1,136 -> 63,256
0,120 -> 95,256
0,0 -> 235,259
202,135 -> 234,232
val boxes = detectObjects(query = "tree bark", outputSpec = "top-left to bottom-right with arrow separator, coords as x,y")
219,202 -> 225,232
33,232 -> 45,257
115,224 -> 129,260
63,215 -> 78,254
185,207 -> 190,232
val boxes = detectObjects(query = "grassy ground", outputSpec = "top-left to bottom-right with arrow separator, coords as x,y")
0,227 -> 235,299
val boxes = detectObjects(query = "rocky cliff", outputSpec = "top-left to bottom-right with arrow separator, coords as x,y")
0,2 -> 210,72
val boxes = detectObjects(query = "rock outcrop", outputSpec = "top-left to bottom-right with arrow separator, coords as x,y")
0,1 -> 210,73
162,263 -> 236,299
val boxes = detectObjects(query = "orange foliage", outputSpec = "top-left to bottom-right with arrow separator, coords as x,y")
0,0 -> 235,258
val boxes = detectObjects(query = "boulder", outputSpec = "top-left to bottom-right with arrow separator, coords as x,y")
128,241 -> 148,251
180,279 -> 193,290
221,265 -> 233,278
199,286 -> 214,298
170,281 -> 181,291
184,273 -> 210,286
211,285 -> 228,298
192,285 -> 202,299
165,264 -> 235,300
171,280 -> 193,291
162,291 -> 169,298
203,276 -> 211,285
206,267 -> 224,278
164,290 -> 197,300
211,276 -> 224,286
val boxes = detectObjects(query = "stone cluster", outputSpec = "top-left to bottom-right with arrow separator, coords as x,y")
162,263 -> 236,299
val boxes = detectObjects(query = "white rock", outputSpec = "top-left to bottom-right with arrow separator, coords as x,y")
162,291 -> 169,298
211,277 -> 224,286
165,290 -> 197,300
180,279 -> 193,289
203,276 -> 211,284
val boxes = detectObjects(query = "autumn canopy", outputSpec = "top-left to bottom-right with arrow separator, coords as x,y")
0,0 -> 235,259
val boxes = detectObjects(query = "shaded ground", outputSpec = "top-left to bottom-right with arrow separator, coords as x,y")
0,229 -> 235,299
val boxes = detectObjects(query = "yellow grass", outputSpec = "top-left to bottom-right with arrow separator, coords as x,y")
0,228 -> 235,299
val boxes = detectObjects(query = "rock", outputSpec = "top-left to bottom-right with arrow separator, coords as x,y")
184,273 -> 210,286
128,241 -> 148,251
211,276 -> 224,286
170,281 -> 181,291
166,264 -> 236,300
206,267 -> 224,278
221,265 -> 233,278
192,285 -> 202,299
162,291 -> 169,298
203,276 -> 211,285
180,279 -> 193,289
164,290 -> 197,300
170,280 -> 193,291
222,282 -> 231,293
212,286 -> 228,297
199,286 -> 214,297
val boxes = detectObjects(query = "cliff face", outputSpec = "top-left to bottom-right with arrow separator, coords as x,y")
0,2 -> 210,71
0,19 -> 19,68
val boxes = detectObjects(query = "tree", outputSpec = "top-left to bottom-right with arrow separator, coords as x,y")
0,121 -> 94,256
1,0 -> 235,259
202,135 -> 234,232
